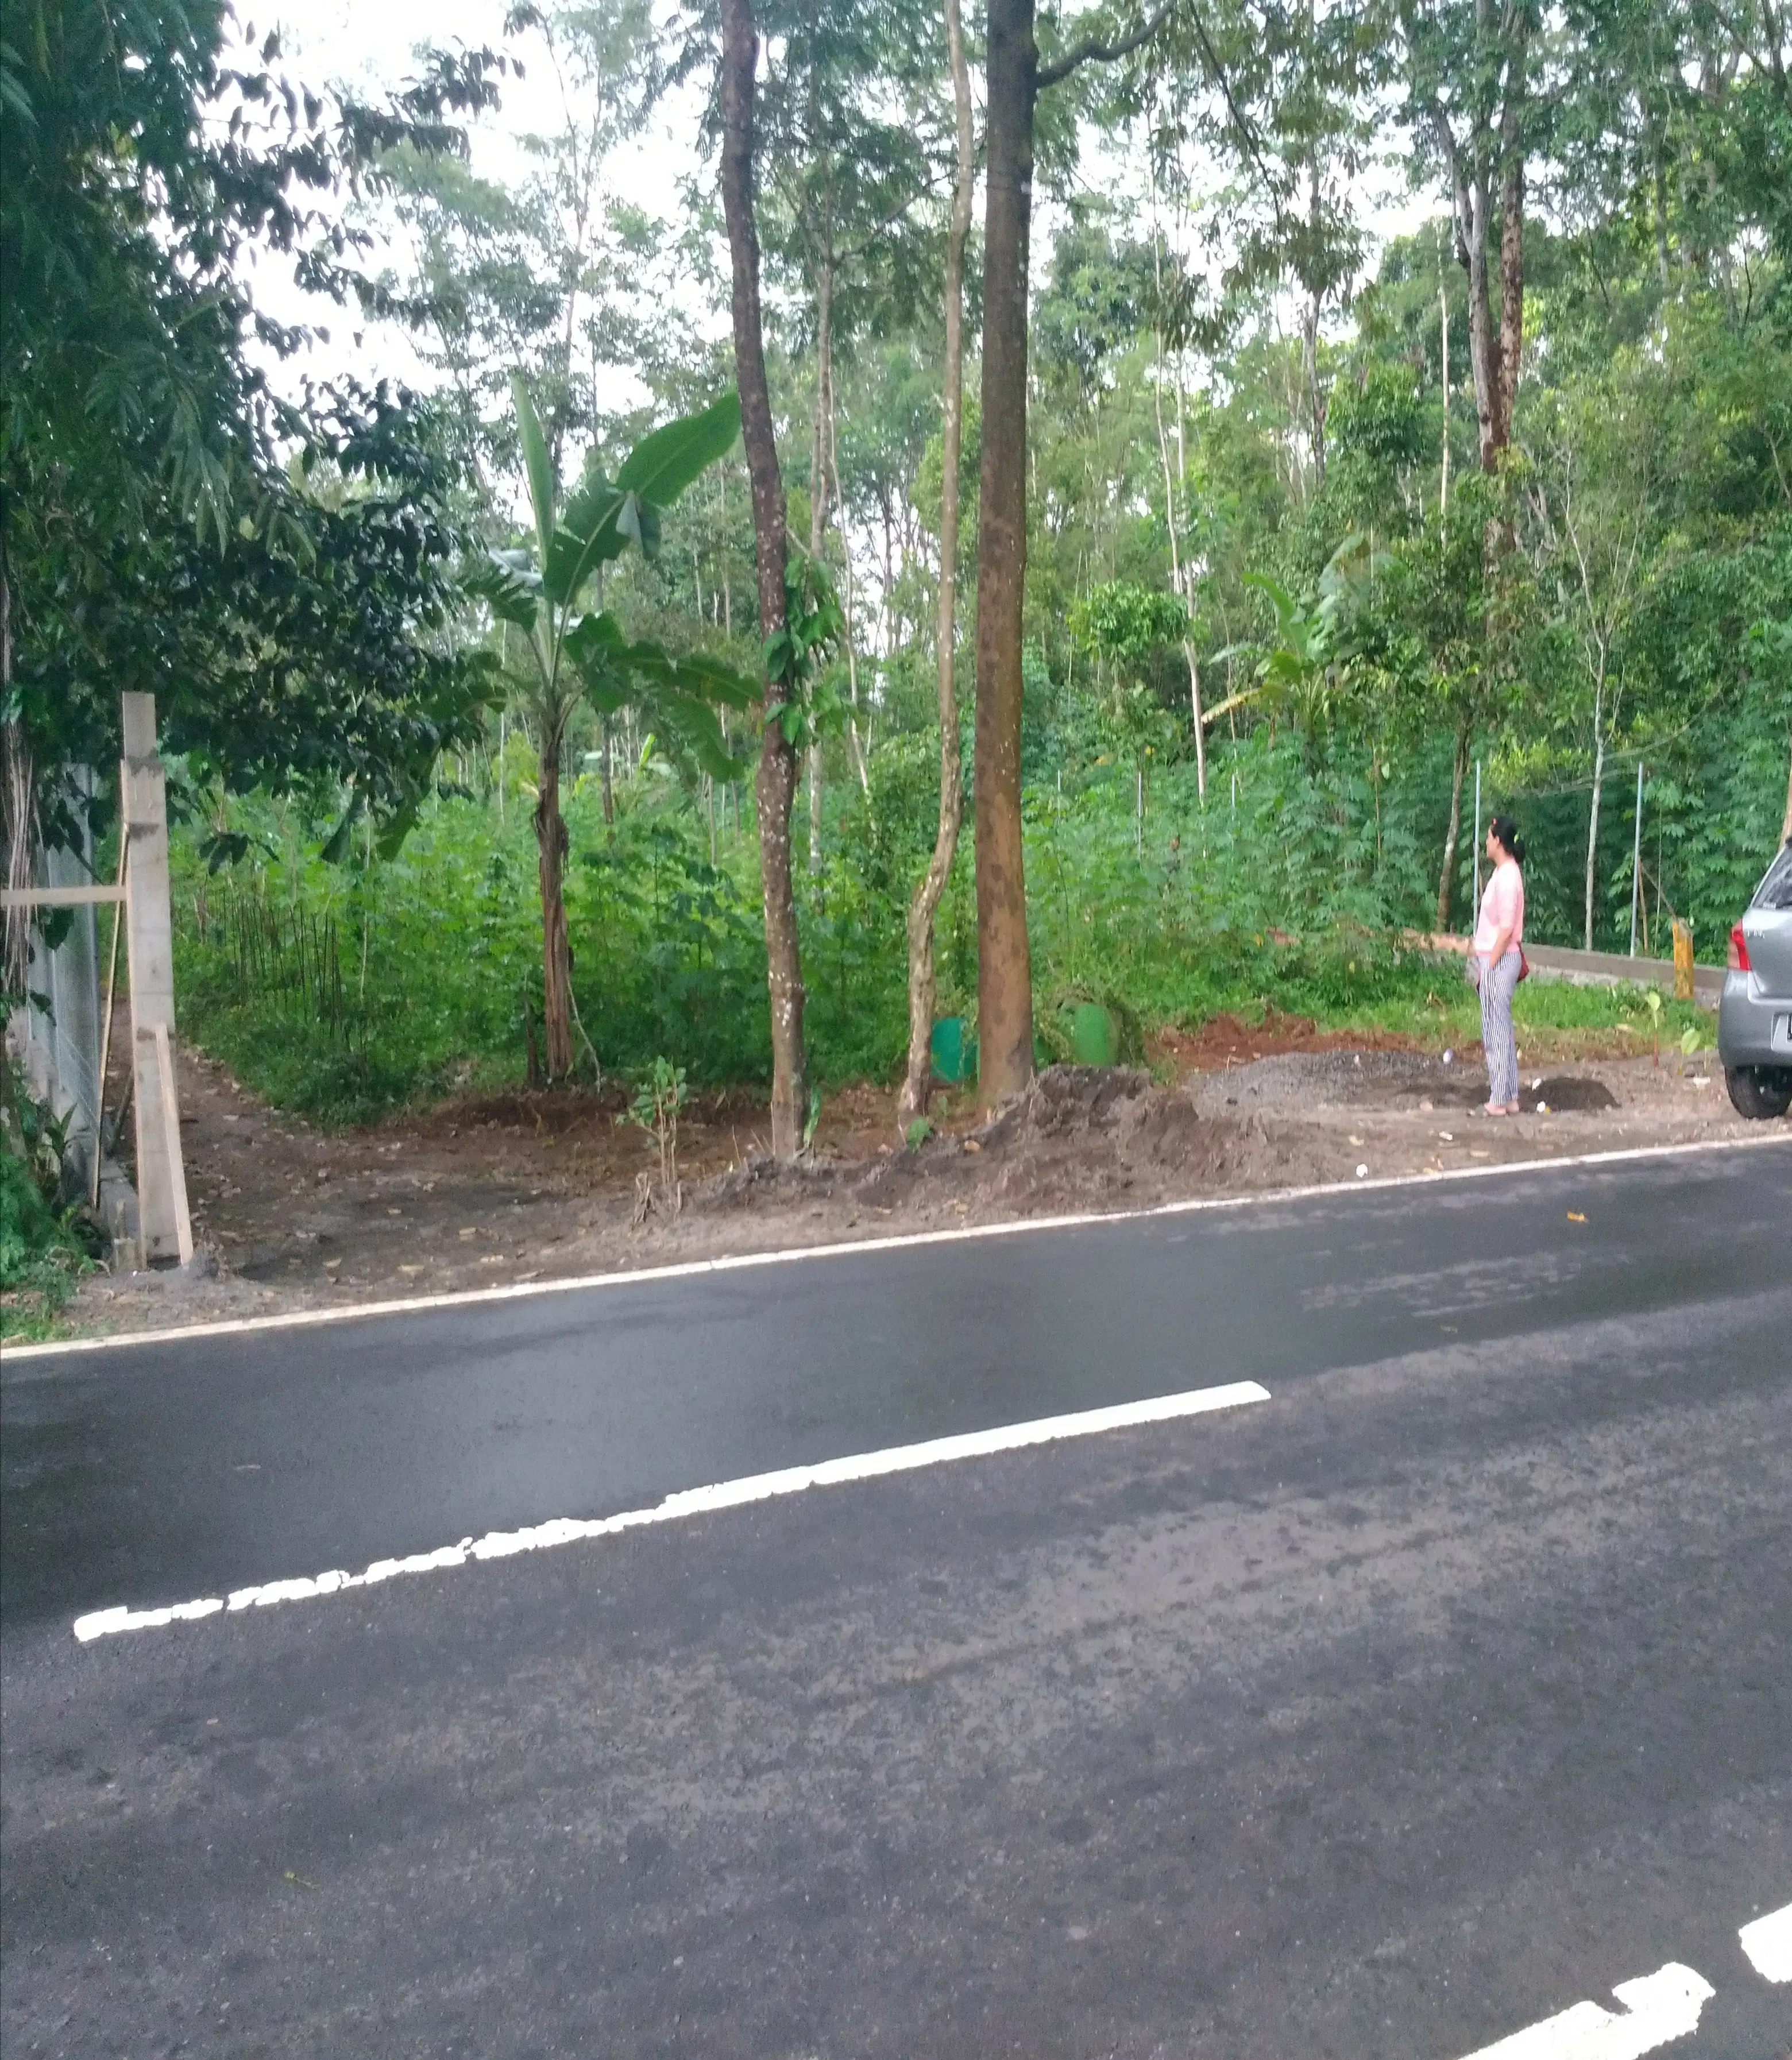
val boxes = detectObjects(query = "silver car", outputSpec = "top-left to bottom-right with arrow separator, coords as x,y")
1719,838 -> 1792,1118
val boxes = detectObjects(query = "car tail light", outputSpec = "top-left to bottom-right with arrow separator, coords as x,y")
1728,923 -> 1751,972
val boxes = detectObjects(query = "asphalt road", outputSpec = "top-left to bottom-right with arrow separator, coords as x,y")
3,1142 -> 1790,2058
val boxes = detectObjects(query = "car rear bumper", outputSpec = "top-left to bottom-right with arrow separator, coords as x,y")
1717,971 -> 1792,1068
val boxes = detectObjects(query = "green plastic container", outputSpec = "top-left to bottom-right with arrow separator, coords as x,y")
930,1015 -> 976,1084
1063,1001 -> 1119,1066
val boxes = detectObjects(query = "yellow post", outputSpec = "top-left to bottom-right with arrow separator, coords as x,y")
1672,918 -> 1694,1001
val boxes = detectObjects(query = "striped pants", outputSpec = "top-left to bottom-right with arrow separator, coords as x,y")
1479,948 -> 1522,1107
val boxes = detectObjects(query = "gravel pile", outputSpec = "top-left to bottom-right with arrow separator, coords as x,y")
1188,1049 -> 1479,1114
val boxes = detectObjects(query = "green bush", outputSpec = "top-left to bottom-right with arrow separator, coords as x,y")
1,1074 -> 94,1339
168,709 -> 1733,1132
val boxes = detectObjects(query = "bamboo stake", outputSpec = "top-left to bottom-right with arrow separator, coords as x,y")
90,837 -> 129,1208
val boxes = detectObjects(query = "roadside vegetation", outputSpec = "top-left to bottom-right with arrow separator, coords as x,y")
1,1037 -> 99,1338
170,745 -> 1714,1126
3,0 -> 1786,1213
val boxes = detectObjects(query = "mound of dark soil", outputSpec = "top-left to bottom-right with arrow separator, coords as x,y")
1526,1075 -> 1620,1112
707,1065 -> 1300,1223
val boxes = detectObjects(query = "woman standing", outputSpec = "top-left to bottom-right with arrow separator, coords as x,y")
1474,816 -> 1526,1115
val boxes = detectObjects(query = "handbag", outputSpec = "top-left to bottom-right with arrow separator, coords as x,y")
1467,944 -> 1527,987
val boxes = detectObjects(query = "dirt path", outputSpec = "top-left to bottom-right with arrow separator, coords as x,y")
52,1023 -> 1778,1343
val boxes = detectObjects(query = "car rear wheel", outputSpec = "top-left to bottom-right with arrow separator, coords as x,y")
1725,1065 -> 1792,1119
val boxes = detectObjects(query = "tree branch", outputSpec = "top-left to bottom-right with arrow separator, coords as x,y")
1037,1 -> 1175,88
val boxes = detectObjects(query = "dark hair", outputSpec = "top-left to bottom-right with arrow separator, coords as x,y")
1489,813 -> 1525,866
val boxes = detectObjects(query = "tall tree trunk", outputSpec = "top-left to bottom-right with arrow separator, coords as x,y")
720,461 -> 733,640
973,0 -> 1039,1107
1417,84 -> 1494,473
1584,701 -> 1606,952
1494,63 -> 1527,454
1651,132 -> 1671,288
535,725 -> 573,1078
1439,254 -> 1451,513
836,405 -> 877,799
825,400 -> 872,798
898,0 -> 974,1131
1409,0 -> 1527,478
1459,162 -> 1499,472
1301,160 -> 1327,489
721,0 -> 806,1158
1782,730 -> 1792,847
1436,714 -> 1472,930
1152,303 -> 1206,799
807,256 -> 833,873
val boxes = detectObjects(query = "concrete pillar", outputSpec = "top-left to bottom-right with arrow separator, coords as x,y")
122,693 -> 192,1263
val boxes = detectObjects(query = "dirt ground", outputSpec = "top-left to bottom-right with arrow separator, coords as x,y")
49,1010 -> 1781,1343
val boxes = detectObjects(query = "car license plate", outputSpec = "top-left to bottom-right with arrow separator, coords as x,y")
1774,1014 -> 1792,1054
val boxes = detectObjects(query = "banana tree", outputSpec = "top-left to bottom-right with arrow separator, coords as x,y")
1237,536 -> 1386,756
472,378 -> 754,1078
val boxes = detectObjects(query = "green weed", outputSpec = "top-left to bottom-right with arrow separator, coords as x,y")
169,732 -> 1724,1130
1,1050 -> 97,1339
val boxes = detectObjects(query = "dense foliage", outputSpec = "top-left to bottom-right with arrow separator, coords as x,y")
1,0 -> 504,867
171,724 -> 1712,1122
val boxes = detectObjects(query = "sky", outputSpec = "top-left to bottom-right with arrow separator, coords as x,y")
252,0 -> 716,403
253,2 -> 1436,413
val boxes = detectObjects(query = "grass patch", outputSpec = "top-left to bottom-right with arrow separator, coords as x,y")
1291,968 -> 1717,1057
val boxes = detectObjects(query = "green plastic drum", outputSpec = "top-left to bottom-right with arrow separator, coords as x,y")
930,1015 -> 976,1084
1064,1001 -> 1119,1066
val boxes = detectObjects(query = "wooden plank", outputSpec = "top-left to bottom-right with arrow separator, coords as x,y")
149,1022 -> 195,1266
1,883 -> 127,907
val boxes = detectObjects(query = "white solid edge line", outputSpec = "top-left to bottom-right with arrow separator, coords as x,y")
1739,1900 -> 1792,1982
1451,1962 -> 1713,2059
69,1378 -> 1270,1644
12,1130 -> 1790,1365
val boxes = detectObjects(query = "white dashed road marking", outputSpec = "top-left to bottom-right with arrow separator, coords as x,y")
1455,1962 -> 1713,2059
1739,1900 -> 1792,1984
70,1378 -> 1271,1643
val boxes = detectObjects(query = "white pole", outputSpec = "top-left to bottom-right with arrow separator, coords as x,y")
1629,760 -> 1644,956
1473,759 -> 1482,917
